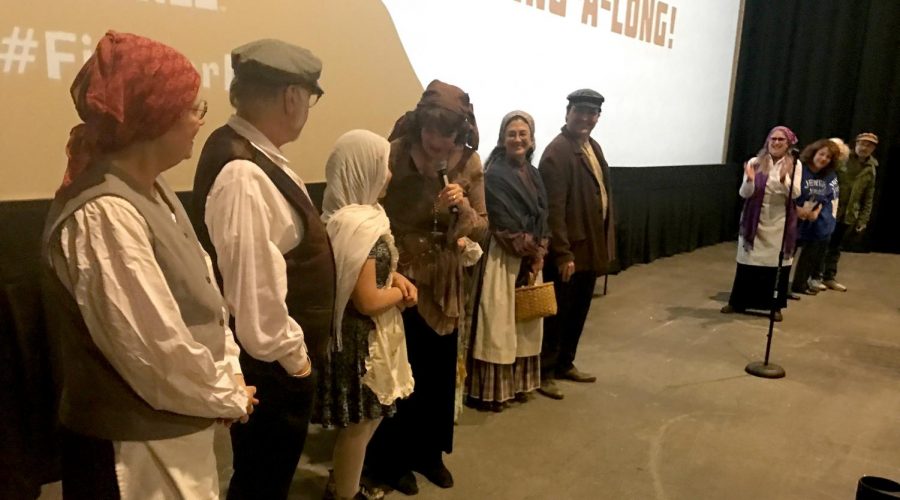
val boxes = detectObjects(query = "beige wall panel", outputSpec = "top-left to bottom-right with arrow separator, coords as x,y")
0,0 -> 422,200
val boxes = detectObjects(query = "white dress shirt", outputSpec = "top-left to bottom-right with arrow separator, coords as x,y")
50,194 -> 250,499
51,196 -> 249,418
203,114 -> 312,375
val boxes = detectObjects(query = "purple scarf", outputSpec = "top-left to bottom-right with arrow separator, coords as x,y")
740,170 -> 798,256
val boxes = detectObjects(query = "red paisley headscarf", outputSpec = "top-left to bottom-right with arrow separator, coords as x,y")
61,31 -> 200,190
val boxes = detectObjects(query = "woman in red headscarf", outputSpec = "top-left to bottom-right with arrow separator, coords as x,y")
721,125 -> 802,322
42,31 -> 256,499
363,80 -> 488,494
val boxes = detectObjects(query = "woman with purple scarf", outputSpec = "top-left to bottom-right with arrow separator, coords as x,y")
721,126 -> 802,322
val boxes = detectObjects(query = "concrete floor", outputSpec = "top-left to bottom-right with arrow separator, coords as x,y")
42,243 -> 900,499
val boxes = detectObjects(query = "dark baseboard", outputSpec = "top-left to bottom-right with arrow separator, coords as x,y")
1,166 -> 744,283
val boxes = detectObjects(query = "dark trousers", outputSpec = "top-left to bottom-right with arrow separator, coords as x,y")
227,353 -> 316,500
822,223 -> 850,280
61,429 -> 120,500
366,307 -> 458,479
728,263 -> 791,311
541,266 -> 598,378
792,239 -> 829,292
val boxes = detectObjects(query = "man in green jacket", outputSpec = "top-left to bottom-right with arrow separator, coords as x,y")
820,132 -> 879,292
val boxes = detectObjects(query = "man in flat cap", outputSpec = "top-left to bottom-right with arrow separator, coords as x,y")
537,89 -> 615,400
819,132 -> 880,292
192,39 -> 334,499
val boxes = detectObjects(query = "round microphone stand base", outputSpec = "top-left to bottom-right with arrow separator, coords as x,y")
745,361 -> 785,379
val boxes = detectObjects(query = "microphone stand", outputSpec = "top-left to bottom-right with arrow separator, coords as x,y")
745,148 -> 799,379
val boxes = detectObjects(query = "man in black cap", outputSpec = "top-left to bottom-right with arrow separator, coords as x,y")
537,88 -> 616,400
192,39 -> 335,499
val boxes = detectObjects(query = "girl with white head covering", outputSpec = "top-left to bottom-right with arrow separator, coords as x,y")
313,129 -> 416,500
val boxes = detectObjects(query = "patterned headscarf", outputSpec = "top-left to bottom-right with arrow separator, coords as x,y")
741,124 -> 799,255
766,125 -> 798,148
61,31 -> 200,190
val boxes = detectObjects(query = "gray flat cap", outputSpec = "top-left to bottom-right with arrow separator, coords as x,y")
567,88 -> 605,110
232,39 -> 323,94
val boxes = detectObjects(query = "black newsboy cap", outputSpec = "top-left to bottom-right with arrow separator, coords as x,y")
567,88 -> 605,110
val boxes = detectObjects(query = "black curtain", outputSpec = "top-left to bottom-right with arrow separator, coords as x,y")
728,0 -> 900,253
609,165 -> 743,271
0,201 -> 59,499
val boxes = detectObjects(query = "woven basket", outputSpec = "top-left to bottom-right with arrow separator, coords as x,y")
515,281 -> 557,322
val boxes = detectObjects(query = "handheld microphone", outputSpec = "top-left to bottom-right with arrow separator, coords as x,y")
437,161 -> 459,214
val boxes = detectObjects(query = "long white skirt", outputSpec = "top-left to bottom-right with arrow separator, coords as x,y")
473,237 -> 543,365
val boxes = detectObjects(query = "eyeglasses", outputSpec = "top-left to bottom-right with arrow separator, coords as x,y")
308,90 -> 323,108
290,84 -> 323,108
192,100 -> 208,120
769,137 -> 787,142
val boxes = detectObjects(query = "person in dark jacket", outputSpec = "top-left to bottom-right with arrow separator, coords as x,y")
819,132 -> 880,292
537,89 -> 616,400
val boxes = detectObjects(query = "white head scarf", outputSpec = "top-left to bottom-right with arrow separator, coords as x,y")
322,130 -> 393,350
322,130 -> 391,222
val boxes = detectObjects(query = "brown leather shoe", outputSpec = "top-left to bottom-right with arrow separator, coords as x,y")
537,379 -> 564,400
557,367 -> 597,383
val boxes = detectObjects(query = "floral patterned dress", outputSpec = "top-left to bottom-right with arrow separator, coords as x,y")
313,237 -> 397,427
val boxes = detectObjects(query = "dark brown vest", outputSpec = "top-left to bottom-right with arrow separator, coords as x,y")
192,125 -> 336,370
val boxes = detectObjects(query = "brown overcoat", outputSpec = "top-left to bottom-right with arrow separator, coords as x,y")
538,126 -> 616,274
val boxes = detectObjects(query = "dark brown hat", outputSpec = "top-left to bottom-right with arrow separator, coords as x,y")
389,80 -> 480,149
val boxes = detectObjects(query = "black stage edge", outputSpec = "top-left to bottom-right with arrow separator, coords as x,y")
0,165 -> 740,284
608,164 -> 743,272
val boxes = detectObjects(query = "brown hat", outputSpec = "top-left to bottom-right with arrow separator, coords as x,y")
855,132 -> 878,145
417,80 -> 472,116
388,79 -> 479,149
231,39 -> 323,95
